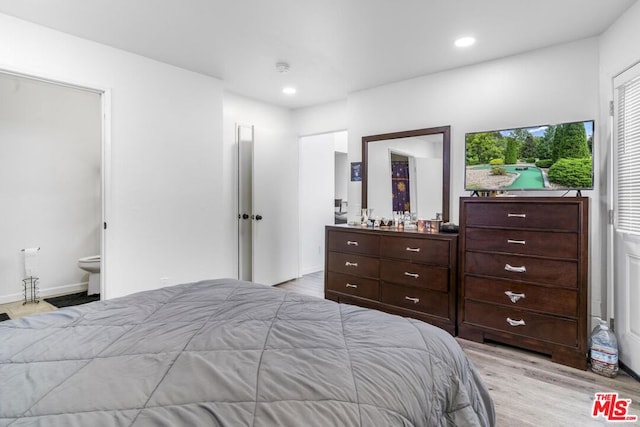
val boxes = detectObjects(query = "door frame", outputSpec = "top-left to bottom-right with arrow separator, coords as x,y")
610,60 -> 640,375
0,66 -> 112,298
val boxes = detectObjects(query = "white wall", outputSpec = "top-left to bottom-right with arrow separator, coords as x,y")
598,0 -> 640,320
345,38 -> 601,316
348,38 -> 600,220
293,99 -> 347,136
0,74 -> 101,302
0,13 -> 229,299
299,133 -> 335,274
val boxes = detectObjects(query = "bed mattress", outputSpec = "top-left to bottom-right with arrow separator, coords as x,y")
0,278 -> 494,426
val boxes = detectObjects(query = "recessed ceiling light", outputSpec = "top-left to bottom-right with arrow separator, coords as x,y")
455,36 -> 476,48
282,86 -> 297,95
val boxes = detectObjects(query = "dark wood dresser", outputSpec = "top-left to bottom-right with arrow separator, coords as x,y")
324,225 -> 458,335
458,197 -> 589,369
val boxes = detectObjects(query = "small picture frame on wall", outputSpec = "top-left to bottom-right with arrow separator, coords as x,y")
351,162 -> 362,182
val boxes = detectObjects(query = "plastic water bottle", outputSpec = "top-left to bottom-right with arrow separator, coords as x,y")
589,319 -> 607,349
589,323 -> 619,378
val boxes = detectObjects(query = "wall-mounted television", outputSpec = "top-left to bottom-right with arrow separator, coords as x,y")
464,119 -> 594,192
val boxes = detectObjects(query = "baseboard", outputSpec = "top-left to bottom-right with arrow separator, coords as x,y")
0,282 -> 88,305
620,361 -> 640,382
300,265 -> 323,276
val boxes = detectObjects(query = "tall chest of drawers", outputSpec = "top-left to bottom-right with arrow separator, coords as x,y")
458,197 -> 589,369
325,225 -> 458,335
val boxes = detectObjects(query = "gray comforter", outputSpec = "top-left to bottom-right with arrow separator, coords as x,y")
0,279 -> 494,426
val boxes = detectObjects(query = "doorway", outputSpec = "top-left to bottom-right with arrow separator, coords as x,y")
298,130 -> 348,275
0,70 -> 107,301
612,61 -> 640,376
236,124 -> 298,285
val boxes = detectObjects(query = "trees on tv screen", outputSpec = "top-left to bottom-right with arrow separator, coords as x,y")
464,120 -> 593,191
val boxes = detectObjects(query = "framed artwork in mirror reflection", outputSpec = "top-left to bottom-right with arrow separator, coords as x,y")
351,162 -> 362,182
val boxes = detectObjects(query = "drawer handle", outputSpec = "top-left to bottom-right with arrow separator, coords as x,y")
347,240 -> 359,246
504,291 -> 526,303
404,272 -> 420,279
405,296 -> 420,304
345,283 -> 358,289
345,261 -> 359,267
507,213 -> 527,218
507,239 -> 526,245
504,263 -> 526,273
506,317 -> 526,327
406,247 -> 421,252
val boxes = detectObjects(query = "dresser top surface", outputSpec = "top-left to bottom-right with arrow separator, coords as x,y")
326,224 -> 458,239
459,196 -> 589,203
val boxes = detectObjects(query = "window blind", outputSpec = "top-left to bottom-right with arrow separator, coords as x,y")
617,73 -> 640,232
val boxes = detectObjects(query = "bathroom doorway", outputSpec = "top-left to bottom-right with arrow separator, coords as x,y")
0,70 -> 107,303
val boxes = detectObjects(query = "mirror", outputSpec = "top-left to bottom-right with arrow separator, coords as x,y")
362,126 -> 450,222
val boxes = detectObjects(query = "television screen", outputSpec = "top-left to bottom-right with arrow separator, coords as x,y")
464,119 -> 594,192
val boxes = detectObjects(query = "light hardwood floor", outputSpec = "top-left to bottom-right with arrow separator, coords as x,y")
277,272 -> 640,427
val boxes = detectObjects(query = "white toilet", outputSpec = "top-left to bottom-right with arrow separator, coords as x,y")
78,255 -> 100,295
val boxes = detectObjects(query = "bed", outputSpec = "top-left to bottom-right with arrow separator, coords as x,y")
0,278 -> 494,426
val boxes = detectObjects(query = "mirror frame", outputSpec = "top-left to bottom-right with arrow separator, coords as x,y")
362,125 -> 451,222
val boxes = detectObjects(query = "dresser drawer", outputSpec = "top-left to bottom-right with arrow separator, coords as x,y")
379,236 -> 450,265
326,272 -> 379,300
465,252 -> 577,288
464,300 -> 577,346
464,276 -> 577,317
465,228 -> 578,259
380,282 -> 449,318
464,202 -> 579,231
327,252 -> 379,278
327,230 -> 379,256
380,259 -> 448,292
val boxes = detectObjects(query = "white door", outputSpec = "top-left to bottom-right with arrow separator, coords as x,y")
237,125 -> 253,282
241,126 -> 298,286
612,62 -> 640,375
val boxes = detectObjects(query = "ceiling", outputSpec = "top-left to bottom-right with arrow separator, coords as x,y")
0,0 -> 636,109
